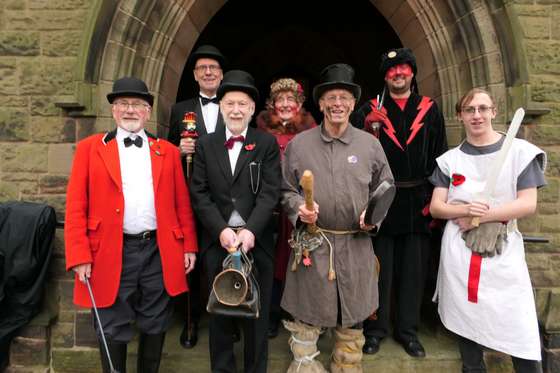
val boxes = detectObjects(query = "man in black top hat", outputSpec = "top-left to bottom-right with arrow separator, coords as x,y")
351,47 -> 448,358
189,70 -> 281,373
65,77 -> 198,373
167,44 -> 227,348
280,63 -> 394,372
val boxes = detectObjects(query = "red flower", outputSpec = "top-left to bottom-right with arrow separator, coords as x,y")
451,173 -> 465,186
245,143 -> 256,151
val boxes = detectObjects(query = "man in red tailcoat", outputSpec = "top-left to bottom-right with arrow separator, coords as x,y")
65,77 -> 198,373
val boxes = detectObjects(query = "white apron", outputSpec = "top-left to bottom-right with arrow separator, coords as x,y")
433,138 -> 545,360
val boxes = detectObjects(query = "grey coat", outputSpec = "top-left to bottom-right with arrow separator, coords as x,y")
280,124 -> 394,327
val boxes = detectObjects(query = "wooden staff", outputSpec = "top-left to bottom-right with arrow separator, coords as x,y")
299,170 -> 317,234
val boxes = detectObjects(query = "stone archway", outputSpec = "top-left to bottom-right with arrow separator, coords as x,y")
74,0 -> 534,145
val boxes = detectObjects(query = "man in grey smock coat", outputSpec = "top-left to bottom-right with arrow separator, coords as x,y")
280,63 -> 394,373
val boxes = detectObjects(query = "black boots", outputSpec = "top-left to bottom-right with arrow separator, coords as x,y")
99,340 -> 127,373
137,333 -> 166,373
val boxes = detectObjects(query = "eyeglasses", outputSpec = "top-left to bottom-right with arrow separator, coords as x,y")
322,94 -> 354,104
113,101 -> 150,111
194,64 -> 221,73
461,105 -> 494,115
222,100 -> 251,110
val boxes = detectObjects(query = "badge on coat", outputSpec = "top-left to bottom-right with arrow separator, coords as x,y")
347,155 -> 358,164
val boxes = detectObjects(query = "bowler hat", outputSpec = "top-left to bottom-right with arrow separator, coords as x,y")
217,70 -> 259,102
379,47 -> 417,76
190,44 -> 226,69
106,77 -> 154,106
312,63 -> 361,104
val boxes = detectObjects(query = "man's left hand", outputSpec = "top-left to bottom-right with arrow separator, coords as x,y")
359,209 -> 376,231
184,253 -> 196,274
237,229 -> 255,253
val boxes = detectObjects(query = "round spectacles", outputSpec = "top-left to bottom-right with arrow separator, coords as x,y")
194,64 -> 221,73
322,95 -> 354,104
461,105 -> 494,115
113,101 -> 150,111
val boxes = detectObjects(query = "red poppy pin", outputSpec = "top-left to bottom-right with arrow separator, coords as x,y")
451,173 -> 465,186
245,143 -> 256,151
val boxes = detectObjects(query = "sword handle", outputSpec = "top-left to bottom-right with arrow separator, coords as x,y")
471,217 -> 480,227
300,170 -> 317,234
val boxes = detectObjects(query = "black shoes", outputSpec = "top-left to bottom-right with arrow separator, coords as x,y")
395,337 -> 426,358
179,322 -> 198,349
268,318 -> 280,339
362,336 -> 381,355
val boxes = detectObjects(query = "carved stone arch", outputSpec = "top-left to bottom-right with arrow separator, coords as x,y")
73,0 -> 535,141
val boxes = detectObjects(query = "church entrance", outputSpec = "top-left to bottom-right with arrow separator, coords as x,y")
175,0 -> 402,120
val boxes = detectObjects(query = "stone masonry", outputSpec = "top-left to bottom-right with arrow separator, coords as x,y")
0,1 -> 559,372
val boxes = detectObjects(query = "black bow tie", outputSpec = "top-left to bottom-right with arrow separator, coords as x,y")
224,135 -> 245,150
200,95 -> 218,106
124,136 -> 143,148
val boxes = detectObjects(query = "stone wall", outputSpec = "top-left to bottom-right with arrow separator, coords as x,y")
0,0 -> 559,372
515,2 -> 560,371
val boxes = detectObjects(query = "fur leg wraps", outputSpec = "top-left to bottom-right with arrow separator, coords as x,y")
283,320 -> 327,373
330,327 -> 365,373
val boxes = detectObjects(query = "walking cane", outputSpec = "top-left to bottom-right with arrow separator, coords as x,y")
85,277 -> 120,373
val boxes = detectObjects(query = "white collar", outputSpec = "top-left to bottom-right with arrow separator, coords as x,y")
116,127 -> 147,142
225,126 -> 248,140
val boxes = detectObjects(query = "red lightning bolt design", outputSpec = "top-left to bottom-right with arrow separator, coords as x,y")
406,97 -> 433,145
370,98 -> 404,151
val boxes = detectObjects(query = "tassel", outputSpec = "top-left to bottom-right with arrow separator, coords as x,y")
328,268 -> 336,281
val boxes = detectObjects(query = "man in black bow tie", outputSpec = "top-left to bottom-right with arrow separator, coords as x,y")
167,44 -> 227,349
65,77 -> 198,373
190,70 -> 281,373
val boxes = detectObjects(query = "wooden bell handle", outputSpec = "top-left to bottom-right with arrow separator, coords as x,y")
300,170 -> 317,233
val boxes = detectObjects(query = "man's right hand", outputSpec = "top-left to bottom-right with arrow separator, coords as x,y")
72,263 -> 91,284
298,202 -> 319,225
179,138 -> 196,156
219,227 -> 240,251
364,105 -> 388,127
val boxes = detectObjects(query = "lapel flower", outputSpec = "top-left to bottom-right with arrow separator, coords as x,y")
451,173 -> 465,186
245,143 -> 256,151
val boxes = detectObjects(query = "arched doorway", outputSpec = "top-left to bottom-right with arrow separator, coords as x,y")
77,0 -> 532,146
175,0 -> 401,121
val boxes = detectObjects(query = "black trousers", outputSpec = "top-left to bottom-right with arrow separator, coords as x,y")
184,253 -> 202,324
95,235 -> 173,343
458,335 -> 542,373
204,245 -> 273,373
363,233 -> 430,342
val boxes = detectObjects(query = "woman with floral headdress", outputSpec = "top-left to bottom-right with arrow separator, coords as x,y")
256,78 -> 316,337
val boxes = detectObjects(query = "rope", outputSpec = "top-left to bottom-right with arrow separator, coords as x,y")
295,351 -> 321,371
289,334 -> 321,372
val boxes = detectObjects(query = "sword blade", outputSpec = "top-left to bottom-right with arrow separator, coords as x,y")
472,107 -> 524,226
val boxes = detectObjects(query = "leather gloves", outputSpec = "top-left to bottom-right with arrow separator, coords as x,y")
462,222 -> 508,257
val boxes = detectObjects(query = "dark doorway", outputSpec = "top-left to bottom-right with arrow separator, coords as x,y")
176,0 -> 402,121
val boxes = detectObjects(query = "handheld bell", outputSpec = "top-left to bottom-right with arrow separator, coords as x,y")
212,268 -> 249,306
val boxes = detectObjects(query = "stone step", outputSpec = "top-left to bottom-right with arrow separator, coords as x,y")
50,315 -> 516,372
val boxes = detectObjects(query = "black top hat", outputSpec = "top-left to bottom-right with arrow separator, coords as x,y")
217,70 -> 259,102
189,44 -> 226,69
106,77 -> 154,106
379,47 -> 417,76
312,63 -> 361,104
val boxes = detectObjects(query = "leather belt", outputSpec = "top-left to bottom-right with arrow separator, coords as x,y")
123,230 -> 156,240
395,179 -> 427,188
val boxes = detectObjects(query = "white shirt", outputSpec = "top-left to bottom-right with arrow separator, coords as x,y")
199,93 -> 219,134
225,126 -> 248,227
116,127 -> 157,234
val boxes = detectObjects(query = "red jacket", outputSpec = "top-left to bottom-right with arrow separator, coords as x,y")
64,131 -> 198,308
